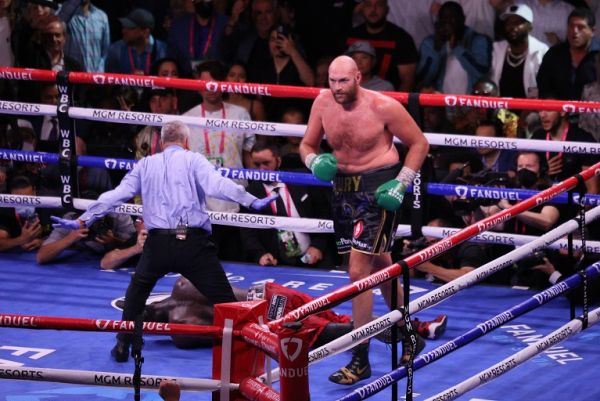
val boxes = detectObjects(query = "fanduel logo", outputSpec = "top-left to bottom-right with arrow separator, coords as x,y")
455,185 -> 468,198
104,159 -> 117,169
206,81 -> 219,92
444,95 -> 458,106
280,337 -> 302,362
92,75 -> 106,85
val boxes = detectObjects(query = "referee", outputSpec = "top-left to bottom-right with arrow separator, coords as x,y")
51,120 -> 278,361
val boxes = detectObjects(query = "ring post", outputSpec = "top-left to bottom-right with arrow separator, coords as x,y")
277,323 -> 314,401
213,301 -> 267,401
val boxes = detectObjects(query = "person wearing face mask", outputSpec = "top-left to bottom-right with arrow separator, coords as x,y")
166,0 -> 229,77
496,151 -> 564,289
495,151 -> 559,236
0,175 -> 49,252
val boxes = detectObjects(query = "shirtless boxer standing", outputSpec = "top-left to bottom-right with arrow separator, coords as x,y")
300,55 -> 429,384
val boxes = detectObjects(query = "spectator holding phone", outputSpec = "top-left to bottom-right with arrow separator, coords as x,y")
0,175 -> 48,252
254,24 -> 314,121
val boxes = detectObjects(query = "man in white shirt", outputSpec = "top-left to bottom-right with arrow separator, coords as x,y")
182,59 -> 256,261
490,3 -> 549,98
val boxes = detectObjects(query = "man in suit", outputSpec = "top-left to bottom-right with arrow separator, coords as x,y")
241,141 -> 336,268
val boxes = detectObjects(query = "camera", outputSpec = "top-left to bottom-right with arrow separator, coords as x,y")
520,250 -> 546,266
401,237 -> 429,256
452,170 -> 514,214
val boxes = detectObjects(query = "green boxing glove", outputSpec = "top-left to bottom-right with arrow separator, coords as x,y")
306,153 -> 337,181
375,179 -> 407,211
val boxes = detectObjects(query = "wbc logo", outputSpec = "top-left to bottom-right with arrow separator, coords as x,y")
280,337 -> 302,362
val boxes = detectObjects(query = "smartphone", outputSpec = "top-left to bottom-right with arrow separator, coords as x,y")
276,25 -> 290,38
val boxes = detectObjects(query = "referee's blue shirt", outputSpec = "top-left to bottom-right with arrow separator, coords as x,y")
79,145 -> 257,231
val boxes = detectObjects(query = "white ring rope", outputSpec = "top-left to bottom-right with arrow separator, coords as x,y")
424,306 -> 600,401
257,205 -> 600,383
2,194 -> 598,253
1,100 -> 600,154
0,365 -> 235,391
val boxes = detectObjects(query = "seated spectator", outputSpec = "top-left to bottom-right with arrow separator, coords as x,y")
531,243 -> 600,302
19,14 -> 82,72
345,40 -> 394,92
255,24 -> 315,121
99,218 -> 146,270
150,57 -> 201,116
496,151 -> 559,234
135,88 -> 179,160
105,8 -> 167,75
417,1 -> 491,95
490,3 -> 548,99
224,62 -> 266,121
39,136 -> 113,197
346,0 -> 418,91
167,0 -> 228,76
222,0 -> 278,79
474,118 -> 517,175
0,175 -> 49,252
279,107 -> 307,171
436,0 -> 498,40
451,78 -> 521,138
36,200 -> 136,264
532,103 -> 598,194
183,59 -> 255,262
240,142 -> 336,268
18,14 -> 83,103
536,7 -> 600,100
314,55 -> 334,88
488,151 -> 561,289
64,0 -> 111,73
12,0 -> 56,71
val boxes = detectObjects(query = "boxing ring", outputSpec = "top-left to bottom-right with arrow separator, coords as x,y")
1,67 -> 600,401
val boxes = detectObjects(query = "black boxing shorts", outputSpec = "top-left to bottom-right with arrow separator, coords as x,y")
332,163 -> 402,255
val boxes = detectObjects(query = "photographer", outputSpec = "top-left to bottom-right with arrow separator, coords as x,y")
36,193 -> 135,264
495,152 -> 559,235
490,152 -> 561,289
410,217 -> 491,283
0,175 -> 50,252
532,240 -> 600,302
99,218 -> 147,270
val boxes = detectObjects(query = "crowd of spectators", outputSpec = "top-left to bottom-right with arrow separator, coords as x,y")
1,0 -> 600,294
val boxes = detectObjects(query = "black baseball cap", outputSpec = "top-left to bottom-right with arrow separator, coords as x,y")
119,8 -> 155,30
25,0 -> 59,10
